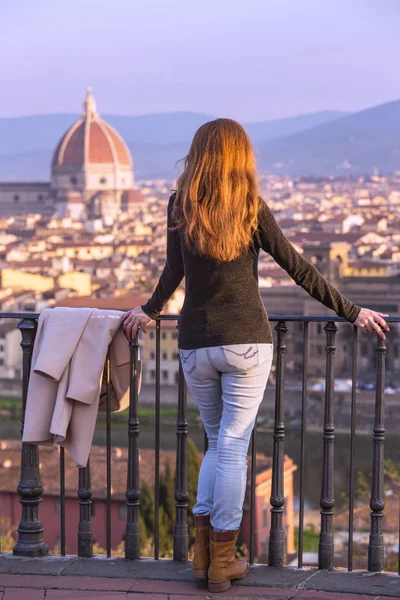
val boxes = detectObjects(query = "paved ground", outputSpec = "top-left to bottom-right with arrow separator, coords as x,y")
1,555 -> 399,599
0,573 -> 398,600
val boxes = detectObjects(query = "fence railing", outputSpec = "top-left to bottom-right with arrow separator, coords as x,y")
1,311 -> 399,574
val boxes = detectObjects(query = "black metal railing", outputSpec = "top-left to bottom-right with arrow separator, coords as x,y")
1,311 -> 399,574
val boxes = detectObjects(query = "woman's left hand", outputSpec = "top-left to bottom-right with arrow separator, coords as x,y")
353,308 -> 390,340
122,307 -> 153,339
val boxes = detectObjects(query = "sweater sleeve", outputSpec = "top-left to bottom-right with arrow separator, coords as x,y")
256,198 -> 361,323
141,193 -> 184,319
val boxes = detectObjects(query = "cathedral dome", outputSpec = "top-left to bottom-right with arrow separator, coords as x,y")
51,88 -> 135,217
52,88 -> 132,168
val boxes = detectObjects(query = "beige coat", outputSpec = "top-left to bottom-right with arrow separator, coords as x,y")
22,307 -> 141,467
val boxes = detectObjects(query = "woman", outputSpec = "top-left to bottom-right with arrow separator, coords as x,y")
122,119 -> 389,593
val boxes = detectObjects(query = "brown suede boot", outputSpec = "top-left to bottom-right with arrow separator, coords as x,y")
208,529 -> 249,593
192,515 -> 211,581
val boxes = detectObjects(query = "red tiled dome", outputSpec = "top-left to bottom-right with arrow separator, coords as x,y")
52,89 -> 132,168
121,189 -> 146,205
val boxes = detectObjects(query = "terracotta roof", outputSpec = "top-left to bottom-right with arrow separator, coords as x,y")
121,189 -> 147,205
53,119 -> 131,167
335,495 -> 400,533
0,441 -> 281,501
0,441 -> 176,499
61,121 -> 85,166
52,91 -> 131,168
54,294 -> 150,310
103,122 -> 131,165
8,259 -> 52,269
290,232 -> 362,245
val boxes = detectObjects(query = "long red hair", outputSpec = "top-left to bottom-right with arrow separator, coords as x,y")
172,118 -> 260,262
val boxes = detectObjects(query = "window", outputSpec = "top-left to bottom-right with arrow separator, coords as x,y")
174,371 -> 179,384
162,351 -> 168,360
162,331 -> 167,340
38,194 -> 44,202
149,331 -> 154,340
150,369 -> 155,380
172,331 -> 178,340
162,370 -> 168,381
99,177 -> 107,184
70,176 -> 77,185
317,344 -> 323,356
13,194 -> 19,202
173,352 -> 179,360
150,351 -> 155,360
317,323 -> 323,334
0,358 -> 4,366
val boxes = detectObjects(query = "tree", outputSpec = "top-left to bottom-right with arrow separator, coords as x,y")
0,518 -> 16,553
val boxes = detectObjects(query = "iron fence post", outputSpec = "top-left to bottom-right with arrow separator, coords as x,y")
318,320 -> 338,570
173,357 -> 188,561
269,320 -> 288,568
125,332 -> 141,559
368,334 -> 386,572
13,317 -> 49,557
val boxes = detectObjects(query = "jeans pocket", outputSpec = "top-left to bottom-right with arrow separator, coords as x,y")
179,349 -> 197,374
221,344 -> 259,371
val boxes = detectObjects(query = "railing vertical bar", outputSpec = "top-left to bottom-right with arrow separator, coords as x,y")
125,331 -> 141,559
78,458 -> 93,558
268,320 -> 288,568
348,325 -> 358,571
106,348 -> 112,558
173,357 -> 188,561
13,318 -> 49,557
60,447 -> 66,556
318,321 -> 338,571
368,333 -> 386,572
249,426 -> 257,566
154,320 -> 161,560
298,321 -> 309,569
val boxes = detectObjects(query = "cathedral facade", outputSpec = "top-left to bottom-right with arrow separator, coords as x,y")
0,89 -> 142,219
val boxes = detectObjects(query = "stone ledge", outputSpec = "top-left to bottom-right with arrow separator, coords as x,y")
0,554 -> 398,597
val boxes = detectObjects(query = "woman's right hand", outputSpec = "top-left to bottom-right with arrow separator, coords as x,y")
122,306 -> 153,340
354,308 -> 390,340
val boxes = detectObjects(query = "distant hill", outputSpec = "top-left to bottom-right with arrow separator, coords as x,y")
257,99 -> 400,175
0,102 -> 398,179
0,109 -> 347,155
244,111 -> 348,142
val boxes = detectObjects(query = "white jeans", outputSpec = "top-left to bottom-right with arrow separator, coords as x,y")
179,343 -> 273,531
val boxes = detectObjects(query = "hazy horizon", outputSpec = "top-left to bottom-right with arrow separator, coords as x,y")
1,0 -> 400,121
0,107 -> 354,123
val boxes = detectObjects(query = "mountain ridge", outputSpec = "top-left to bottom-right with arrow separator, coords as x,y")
0,101 -> 398,179
0,110 -> 348,157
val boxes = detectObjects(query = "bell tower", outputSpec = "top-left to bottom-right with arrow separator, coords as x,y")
302,242 -> 350,282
